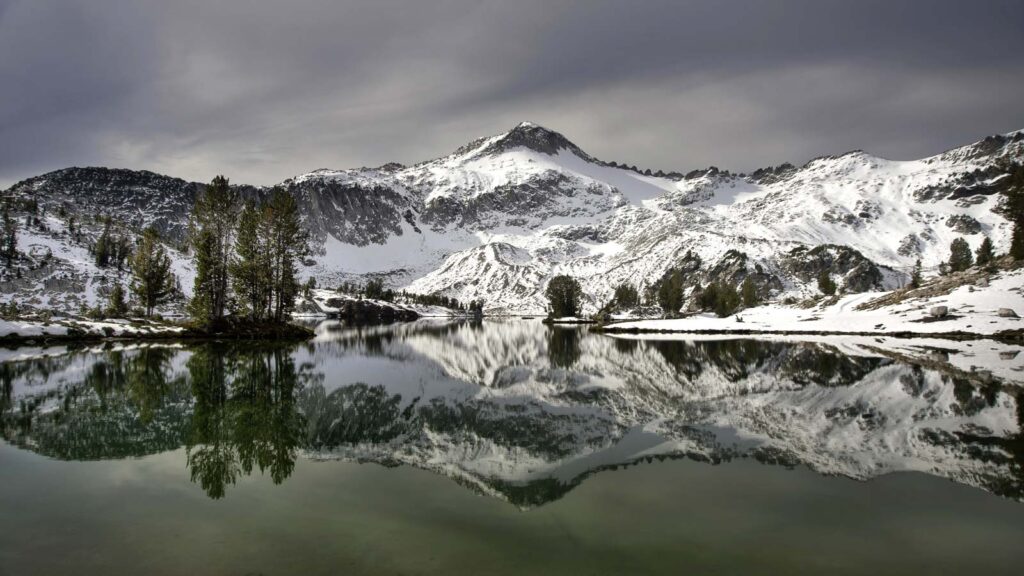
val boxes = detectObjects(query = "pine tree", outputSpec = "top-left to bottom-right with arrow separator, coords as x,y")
107,283 -> 128,317
975,236 -> 995,266
714,282 -> 740,317
697,282 -> 740,317
545,275 -> 583,318
948,237 -> 973,272
189,176 -> 241,327
94,217 -> 112,268
613,282 -> 640,309
114,235 -> 131,271
264,188 -> 309,322
364,278 -> 385,300
697,283 -> 719,310
131,228 -> 175,317
188,228 -> 217,324
1013,224 -> 1024,261
741,277 -> 759,308
656,269 -> 685,316
1,205 -> 16,266
817,270 -> 836,296
1003,162 -> 1024,260
909,259 -> 923,289
229,201 -> 271,321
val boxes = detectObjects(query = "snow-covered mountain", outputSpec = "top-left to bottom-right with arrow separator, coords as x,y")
3,123 -> 1022,313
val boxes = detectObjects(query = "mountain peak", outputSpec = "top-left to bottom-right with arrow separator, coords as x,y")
502,120 -> 565,142
449,122 -> 595,162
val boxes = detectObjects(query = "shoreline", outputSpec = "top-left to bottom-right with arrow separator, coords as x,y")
2,313 -> 1022,346
0,319 -> 315,346
593,324 -> 1024,345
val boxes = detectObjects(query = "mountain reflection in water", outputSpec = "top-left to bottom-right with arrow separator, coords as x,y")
1,320 -> 1022,504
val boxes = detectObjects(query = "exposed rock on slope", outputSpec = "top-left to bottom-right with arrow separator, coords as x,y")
3,124 -> 1022,314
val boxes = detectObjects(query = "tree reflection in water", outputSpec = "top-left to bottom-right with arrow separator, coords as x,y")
186,343 -> 306,499
0,363 -> 13,418
547,326 -> 581,368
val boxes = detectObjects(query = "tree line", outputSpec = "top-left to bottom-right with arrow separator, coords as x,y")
187,176 -> 310,328
546,272 -> 758,320
547,219 -> 1022,320
97,176 -> 309,325
336,278 -> 482,312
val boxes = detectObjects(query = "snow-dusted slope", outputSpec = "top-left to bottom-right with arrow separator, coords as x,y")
292,123 -> 1024,313
608,267 -> 1024,337
0,212 -> 192,314
4,123 -> 1022,314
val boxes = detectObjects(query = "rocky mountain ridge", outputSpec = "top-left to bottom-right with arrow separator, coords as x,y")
3,123 -> 1022,314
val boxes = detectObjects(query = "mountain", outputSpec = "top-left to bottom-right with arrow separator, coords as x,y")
2,123 -> 1022,314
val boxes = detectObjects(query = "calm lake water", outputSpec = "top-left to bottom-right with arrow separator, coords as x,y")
1,320 -> 1023,575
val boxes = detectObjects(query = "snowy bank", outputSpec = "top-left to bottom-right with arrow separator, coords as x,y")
0,317 -> 186,340
604,268 -> 1024,339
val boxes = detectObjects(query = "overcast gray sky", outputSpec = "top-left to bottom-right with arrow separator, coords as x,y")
1,0 -> 1023,188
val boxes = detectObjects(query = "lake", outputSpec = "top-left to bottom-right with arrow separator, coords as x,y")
1,320 -> 1023,575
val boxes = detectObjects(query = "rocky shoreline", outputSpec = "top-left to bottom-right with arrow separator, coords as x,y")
0,317 -> 315,345
592,323 -> 1024,345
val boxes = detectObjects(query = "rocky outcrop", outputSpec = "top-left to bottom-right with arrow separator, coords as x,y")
781,245 -> 886,293
289,180 -> 412,245
748,162 -> 796,185
946,214 -> 983,235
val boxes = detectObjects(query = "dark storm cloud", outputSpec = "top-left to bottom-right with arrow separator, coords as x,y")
2,0 -> 1023,187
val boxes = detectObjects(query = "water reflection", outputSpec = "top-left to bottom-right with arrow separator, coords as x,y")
1,321 -> 1023,504
186,344 -> 306,499
547,326 -> 581,368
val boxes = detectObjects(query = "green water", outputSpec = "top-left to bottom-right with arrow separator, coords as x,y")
1,320 -> 1022,575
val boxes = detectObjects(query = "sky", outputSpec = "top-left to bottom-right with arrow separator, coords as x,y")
1,0 -> 1023,188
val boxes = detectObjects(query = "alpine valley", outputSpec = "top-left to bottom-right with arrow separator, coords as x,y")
3,122 -> 1022,315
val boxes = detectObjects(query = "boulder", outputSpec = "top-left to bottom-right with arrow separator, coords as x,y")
928,306 -> 949,318
945,214 -> 982,235
293,299 -> 323,315
974,369 -> 994,383
997,308 -> 1019,318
